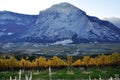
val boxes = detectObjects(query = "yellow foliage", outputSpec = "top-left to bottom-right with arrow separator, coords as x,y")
0,53 -> 120,70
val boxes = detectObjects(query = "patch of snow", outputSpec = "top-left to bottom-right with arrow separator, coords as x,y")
8,32 -> 14,35
53,39 -> 73,45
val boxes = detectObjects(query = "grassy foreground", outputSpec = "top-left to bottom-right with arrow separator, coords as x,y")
0,66 -> 120,79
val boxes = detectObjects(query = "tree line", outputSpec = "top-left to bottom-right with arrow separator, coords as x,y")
0,53 -> 120,71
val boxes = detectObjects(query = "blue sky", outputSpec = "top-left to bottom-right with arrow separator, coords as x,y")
0,0 -> 119,18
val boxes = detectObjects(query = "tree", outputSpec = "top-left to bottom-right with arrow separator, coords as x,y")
67,56 -> 72,67
20,58 -> 26,69
96,54 -> 106,66
35,57 -> 47,68
111,53 -> 120,65
82,56 -> 90,66
67,56 -> 73,72
89,58 -> 95,66
7,56 -> 19,70
72,59 -> 82,67
51,56 -> 67,67
47,59 -> 52,67
104,55 -> 111,65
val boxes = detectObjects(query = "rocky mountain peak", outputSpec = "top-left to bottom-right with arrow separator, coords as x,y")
49,2 -> 85,14
0,3 -> 120,43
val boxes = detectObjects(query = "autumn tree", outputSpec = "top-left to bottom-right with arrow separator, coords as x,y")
0,56 -> 8,70
104,55 -> 111,65
97,54 -> 106,66
82,56 -> 90,66
35,56 -> 47,68
7,56 -> 19,70
110,53 -> 120,65
67,56 -> 73,72
20,58 -> 26,69
88,58 -> 96,66
72,59 -> 82,67
0,53 -> 120,70
51,56 -> 67,67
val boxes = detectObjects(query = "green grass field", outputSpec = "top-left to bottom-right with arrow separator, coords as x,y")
0,66 -> 120,79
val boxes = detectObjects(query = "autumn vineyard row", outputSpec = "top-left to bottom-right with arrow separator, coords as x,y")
0,53 -> 120,70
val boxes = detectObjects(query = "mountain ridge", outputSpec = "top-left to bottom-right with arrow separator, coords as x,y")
0,2 -> 120,43
103,17 -> 120,29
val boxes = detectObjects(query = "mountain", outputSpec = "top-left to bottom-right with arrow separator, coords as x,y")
0,11 -> 38,42
0,3 -> 120,43
103,17 -> 120,29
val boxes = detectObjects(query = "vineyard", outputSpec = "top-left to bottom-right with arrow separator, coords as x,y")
0,53 -> 120,70
0,53 -> 120,79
